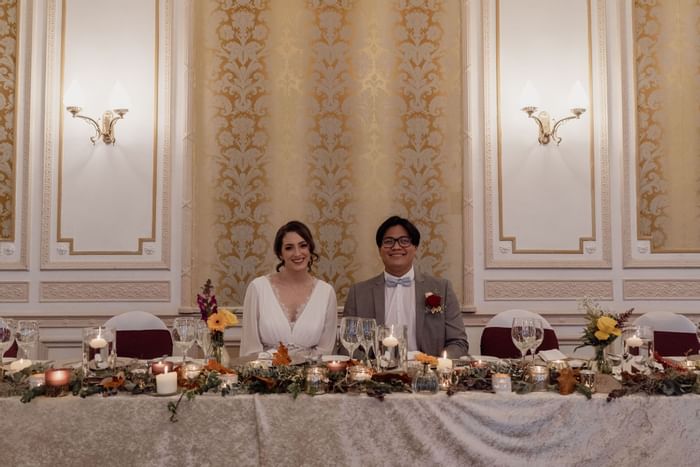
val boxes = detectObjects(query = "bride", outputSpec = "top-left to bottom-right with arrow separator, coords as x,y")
240,221 -> 337,357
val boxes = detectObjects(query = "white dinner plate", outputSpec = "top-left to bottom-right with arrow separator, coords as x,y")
459,355 -> 500,363
321,355 -> 350,362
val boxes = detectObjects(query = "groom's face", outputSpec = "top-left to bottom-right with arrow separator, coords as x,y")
379,225 -> 416,277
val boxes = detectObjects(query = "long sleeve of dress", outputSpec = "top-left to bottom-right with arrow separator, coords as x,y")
315,284 -> 338,355
240,281 -> 263,357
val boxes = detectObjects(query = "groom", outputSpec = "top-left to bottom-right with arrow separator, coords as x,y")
343,216 -> 469,358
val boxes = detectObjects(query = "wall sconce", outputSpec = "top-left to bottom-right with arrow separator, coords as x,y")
64,80 -> 131,145
520,80 -> 588,145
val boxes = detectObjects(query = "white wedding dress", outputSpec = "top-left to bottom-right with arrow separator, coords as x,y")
240,275 -> 338,357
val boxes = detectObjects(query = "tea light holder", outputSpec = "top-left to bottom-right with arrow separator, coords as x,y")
326,360 -> 347,373
219,373 -> 239,391
305,366 -> 328,395
28,373 -> 46,389
579,369 -> 596,393
547,360 -> 569,385
437,367 -> 453,391
491,373 -> 512,394
151,360 -> 174,375
45,368 -> 72,397
528,365 -> 549,391
348,365 -> 372,384
184,362 -> 203,380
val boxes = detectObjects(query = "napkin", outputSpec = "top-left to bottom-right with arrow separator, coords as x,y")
538,349 -> 568,362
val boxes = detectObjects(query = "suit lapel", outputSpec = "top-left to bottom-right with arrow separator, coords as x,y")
414,270 -> 426,349
371,274 -> 386,325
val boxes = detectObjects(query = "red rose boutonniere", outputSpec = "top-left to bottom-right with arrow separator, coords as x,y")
425,292 -> 443,315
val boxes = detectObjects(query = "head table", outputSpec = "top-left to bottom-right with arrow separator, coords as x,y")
1,391 -> 698,467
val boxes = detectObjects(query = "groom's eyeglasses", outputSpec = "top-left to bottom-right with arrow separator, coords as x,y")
381,236 -> 413,248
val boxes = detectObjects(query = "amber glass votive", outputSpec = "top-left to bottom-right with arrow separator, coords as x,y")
45,368 -> 72,397
151,361 -> 174,375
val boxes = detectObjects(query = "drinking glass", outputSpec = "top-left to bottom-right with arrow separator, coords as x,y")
511,318 -> 535,363
16,320 -> 39,361
172,317 -> 197,363
339,317 -> 361,360
529,319 -> 545,361
0,318 -> 15,376
357,318 -> 377,367
195,320 -> 211,360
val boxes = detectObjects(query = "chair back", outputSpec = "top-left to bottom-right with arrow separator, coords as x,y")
104,311 -> 172,359
633,311 -> 700,356
480,309 -> 559,358
3,340 -> 18,358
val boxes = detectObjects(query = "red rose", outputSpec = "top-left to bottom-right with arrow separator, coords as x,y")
425,293 -> 441,308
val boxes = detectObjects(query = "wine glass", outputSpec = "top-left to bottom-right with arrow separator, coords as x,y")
0,318 -> 15,376
339,317 -> 361,360
195,320 -> 211,360
358,318 -> 377,367
529,319 -> 545,361
16,320 -> 39,361
172,317 -> 197,363
511,318 -> 535,363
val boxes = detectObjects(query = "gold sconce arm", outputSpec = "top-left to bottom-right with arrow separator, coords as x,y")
66,106 -> 129,145
521,106 -> 586,146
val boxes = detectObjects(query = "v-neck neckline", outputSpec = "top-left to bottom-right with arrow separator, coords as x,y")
266,275 -> 318,331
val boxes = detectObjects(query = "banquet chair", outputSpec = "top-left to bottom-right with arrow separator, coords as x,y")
3,340 -> 18,358
103,311 -> 173,359
633,311 -> 700,356
480,309 -> 559,358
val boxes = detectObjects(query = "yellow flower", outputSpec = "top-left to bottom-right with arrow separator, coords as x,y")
219,308 -> 239,327
207,312 -> 226,332
594,316 -> 621,341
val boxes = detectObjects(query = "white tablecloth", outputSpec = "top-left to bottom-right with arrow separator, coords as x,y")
2,392 -> 699,466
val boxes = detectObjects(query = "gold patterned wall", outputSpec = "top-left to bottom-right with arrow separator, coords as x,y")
192,0 -> 463,305
0,0 -> 17,241
635,0 -> 700,252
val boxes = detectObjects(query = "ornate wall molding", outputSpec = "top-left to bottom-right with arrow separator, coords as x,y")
39,281 -> 170,302
40,0 -> 172,269
623,280 -> 700,301
0,282 -> 29,302
484,280 -> 613,301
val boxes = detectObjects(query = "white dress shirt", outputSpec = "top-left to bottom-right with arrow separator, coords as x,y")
384,267 -> 417,351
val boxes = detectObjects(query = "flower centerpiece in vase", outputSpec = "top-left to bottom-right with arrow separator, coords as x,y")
574,297 -> 633,374
197,279 -> 239,366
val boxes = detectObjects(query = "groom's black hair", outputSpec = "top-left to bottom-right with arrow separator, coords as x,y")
375,216 -> 421,248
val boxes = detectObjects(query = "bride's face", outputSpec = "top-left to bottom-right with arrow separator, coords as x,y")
280,232 -> 310,272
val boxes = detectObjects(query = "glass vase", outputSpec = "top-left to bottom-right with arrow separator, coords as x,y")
412,363 -> 439,394
210,330 -> 230,367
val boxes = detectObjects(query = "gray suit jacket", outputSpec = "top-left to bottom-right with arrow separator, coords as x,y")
343,270 -> 469,358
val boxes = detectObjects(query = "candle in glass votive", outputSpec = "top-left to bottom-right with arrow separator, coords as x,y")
29,373 -> 45,389
151,360 -> 174,375
349,366 -> 372,382
184,362 -> 203,380
437,351 -> 453,370
492,373 -> 512,394
156,369 -> 178,395
45,368 -> 71,387
326,360 -> 346,372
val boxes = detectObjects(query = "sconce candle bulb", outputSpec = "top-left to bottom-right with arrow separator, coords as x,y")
520,81 -> 587,145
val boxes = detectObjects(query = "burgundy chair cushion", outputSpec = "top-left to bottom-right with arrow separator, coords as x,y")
116,329 -> 172,359
652,331 -> 700,356
480,327 -> 559,359
3,340 -> 18,358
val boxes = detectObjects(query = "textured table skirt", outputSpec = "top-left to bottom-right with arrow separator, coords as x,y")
2,392 -> 699,466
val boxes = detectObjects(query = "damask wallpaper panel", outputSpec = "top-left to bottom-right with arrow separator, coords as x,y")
0,0 -> 18,241
635,0 -> 700,252
192,0 -> 464,306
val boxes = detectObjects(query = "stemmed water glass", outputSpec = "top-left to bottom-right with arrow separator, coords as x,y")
0,318 -> 15,375
529,319 -> 544,361
16,320 -> 39,361
357,318 -> 377,367
172,317 -> 197,363
195,320 -> 211,360
339,317 -> 361,360
511,318 -> 535,364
